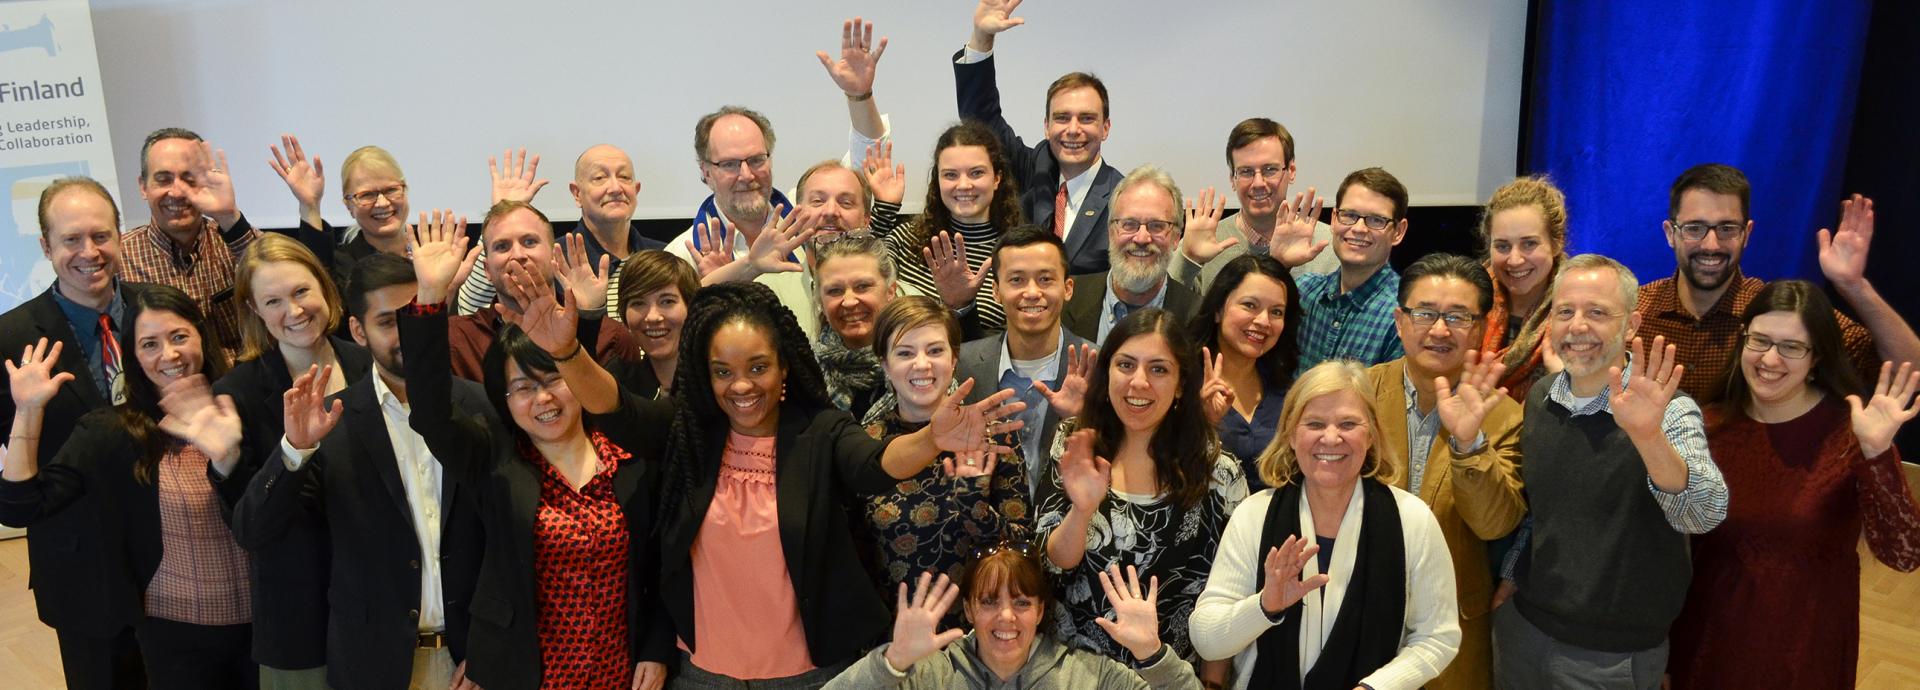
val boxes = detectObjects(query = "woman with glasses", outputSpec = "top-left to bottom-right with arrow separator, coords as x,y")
1474,176 -> 1571,401
1667,280 -> 1920,689
824,550 -> 1203,689
813,234 -> 900,420
1187,254 -> 1303,489
1190,361 -> 1460,690
266,135 -> 413,286
1035,308 -> 1248,669
857,296 -> 1030,600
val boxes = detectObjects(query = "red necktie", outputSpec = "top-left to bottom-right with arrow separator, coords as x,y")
99,313 -> 124,403
1053,181 -> 1068,237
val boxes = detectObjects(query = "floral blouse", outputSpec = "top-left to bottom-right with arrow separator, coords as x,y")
859,408 -> 1032,593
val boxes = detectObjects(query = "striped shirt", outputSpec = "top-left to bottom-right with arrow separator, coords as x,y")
120,216 -> 259,364
1295,265 -> 1405,372
877,209 -> 1005,333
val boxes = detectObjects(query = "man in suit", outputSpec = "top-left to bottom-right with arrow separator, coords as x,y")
1062,165 -> 1202,346
958,226 -> 1092,497
230,253 -> 488,690
0,177 -> 153,689
955,0 -> 1123,275
1171,117 -> 1340,293
1363,253 -> 1527,690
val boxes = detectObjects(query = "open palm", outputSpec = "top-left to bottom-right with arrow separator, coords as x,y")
1849,361 -> 1919,459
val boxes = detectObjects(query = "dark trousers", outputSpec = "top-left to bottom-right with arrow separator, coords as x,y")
134,618 -> 258,690
56,625 -> 147,690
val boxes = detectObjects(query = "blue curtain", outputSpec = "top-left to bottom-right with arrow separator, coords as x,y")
1526,0 -> 1873,282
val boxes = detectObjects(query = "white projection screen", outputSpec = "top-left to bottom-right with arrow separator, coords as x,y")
85,0 -> 1527,228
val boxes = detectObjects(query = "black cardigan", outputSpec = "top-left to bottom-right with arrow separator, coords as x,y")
398,304 -> 675,690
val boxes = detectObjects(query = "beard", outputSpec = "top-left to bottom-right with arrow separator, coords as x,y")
718,187 -> 770,223
1107,242 -> 1171,295
1678,250 -> 1737,291
1556,327 -> 1628,380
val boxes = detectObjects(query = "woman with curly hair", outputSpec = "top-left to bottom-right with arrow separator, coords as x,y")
877,121 -> 1025,337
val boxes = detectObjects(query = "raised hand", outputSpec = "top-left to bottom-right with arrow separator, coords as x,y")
882,572 -> 966,672
1179,187 -> 1235,264
1033,343 -> 1095,419
1199,347 -> 1235,425
923,231 -> 992,311
1848,361 -> 1920,459
1435,349 -> 1510,443
187,141 -> 241,226
1269,188 -> 1329,269
1609,336 -> 1682,438
405,209 -> 478,305
863,140 -> 907,206
157,375 -> 243,467
553,232 -> 611,314
1540,337 -> 1565,375
746,205 -> 817,275
267,133 -> 325,212
685,221 -> 735,279
929,378 -> 1025,456
1817,194 -> 1874,291
971,0 -> 1026,50
1094,564 -> 1164,661
282,364 -> 344,450
816,17 -> 888,98
496,262 -> 579,357
6,338 -> 73,410
1259,535 -> 1331,616
1059,428 -> 1112,513
489,148 -> 549,204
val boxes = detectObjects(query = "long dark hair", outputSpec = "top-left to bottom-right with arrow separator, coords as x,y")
1080,307 -> 1221,510
480,324 -> 564,445
1187,254 -> 1302,392
119,285 -> 230,483
900,121 -> 1024,252
660,281 -> 834,530
1717,280 -> 1862,411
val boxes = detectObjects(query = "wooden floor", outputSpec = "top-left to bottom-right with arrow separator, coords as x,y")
3,471 -> 1919,689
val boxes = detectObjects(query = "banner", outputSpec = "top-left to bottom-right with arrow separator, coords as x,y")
0,0 -> 119,313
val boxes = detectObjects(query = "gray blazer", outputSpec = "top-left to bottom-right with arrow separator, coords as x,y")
1060,272 -> 1203,346
958,328 -> 1093,496
1167,213 -> 1338,294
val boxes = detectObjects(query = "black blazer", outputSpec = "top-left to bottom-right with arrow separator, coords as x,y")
0,282 -> 158,636
230,372 -> 490,690
212,338 -> 372,669
954,49 -> 1124,275
1060,273 -> 1203,345
653,403 -> 902,669
399,305 -> 675,690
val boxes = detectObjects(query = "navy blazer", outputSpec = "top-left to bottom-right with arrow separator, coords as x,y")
955,49 -> 1124,275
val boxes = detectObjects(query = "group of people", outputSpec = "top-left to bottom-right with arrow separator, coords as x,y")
3,4 -> 1919,690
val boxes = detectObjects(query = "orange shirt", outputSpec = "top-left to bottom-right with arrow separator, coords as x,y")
680,432 -> 814,679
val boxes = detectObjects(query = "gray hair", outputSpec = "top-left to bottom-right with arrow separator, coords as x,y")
1553,253 -> 1639,313
812,233 -> 898,296
1107,164 -> 1186,233
693,105 -> 776,162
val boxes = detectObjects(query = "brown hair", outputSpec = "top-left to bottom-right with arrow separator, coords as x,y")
234,233 -> 344,362
794,159 -> 874,212
1335,167 -> 1409,221
1476,176 -> 1571,374
37,176 -> 120,239
1717,280 -> 1863,408
962,548 -> 1053,618
1045,72 -> 1110,119
1256,360 -> 1399,489
616,250 -> 700,319
902,121 -> 1025,252
138,127 -> 202,181
1668,163 -> 1750,221
482,200 -> 554,244
870,295 -> 962,361
1225,117 -> 1295,167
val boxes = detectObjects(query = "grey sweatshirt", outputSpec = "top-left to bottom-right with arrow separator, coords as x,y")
823,632 -> 1203,690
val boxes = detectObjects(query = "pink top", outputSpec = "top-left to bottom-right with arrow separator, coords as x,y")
680,432 -> 814,679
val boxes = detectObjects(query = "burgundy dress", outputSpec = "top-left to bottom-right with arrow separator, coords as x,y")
1670,400 -> 1920,689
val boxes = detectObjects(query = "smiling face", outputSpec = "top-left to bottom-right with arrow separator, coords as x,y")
1107,332 -> 1180,435
994,243 -> 1074,340
937,145 -> 1000,224
1740,310 -> 1816,408
1394,275 -> 1485,379
1548,267 -> 1637,381
1291,389 -> 1373,492
965,581 -> 1043,671
1043,86 -> 1110,170
884,324 -> 956,418
138,137 -> 207,237
799,165 -> 870,238
1665,189 -> 1749,292
623,285 -> 687,362
40,187 -> 122,304
1487,205 -> 1555,301
708,320 -> 786,436
1330,184 -> 1406,270
571,145 -> 640,231
1106,183 -> 1178,294
344,165 -> 409,242
1217,273 -> 1289,362
817,254 -> 891,349
700,114 -> 774,222
1228,136 -> 1294,219
248,260 -> 331,350
484,208 -> 555,287
134,309 -> 203,386
504,359 -> 581,444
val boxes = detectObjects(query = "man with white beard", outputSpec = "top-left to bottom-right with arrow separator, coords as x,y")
1060,165 -> 1200,346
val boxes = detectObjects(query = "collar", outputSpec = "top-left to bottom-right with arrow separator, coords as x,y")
146,218 -> 209,268
1644,269 -> 1759,321
1104,271 -> 1169,309
1400,367 -> 1425,415
1059,156 -> 1104,196
998,329 -> 1067,382
49,280 -> 126,330
1547,356 -> 1638,416
690,189 -> 796,256
1340,264 -> 1397,300
576,221 -> 644,266
371,368 -> 405,410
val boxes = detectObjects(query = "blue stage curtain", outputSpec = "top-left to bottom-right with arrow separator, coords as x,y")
1525,0 -> 1873,282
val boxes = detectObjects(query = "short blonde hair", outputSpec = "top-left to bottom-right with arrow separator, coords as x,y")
235,233 -> 344,362
340,145 -> 405,196
1255,360 -> 1398,489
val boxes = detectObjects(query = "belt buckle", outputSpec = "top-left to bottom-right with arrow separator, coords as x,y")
416,631 -> 447,649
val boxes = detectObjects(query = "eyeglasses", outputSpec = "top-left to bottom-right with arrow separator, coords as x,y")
1399,307 -> 1480,330
1231,164 -> 1289,181
1110,218 -> 1177,237
1333,209 -> 1394,231
1671,221 -> 1744,242
505,375 -> 567,400
704,154 -> 771,174
1741,331 -> 1812,359
349,184 -> 407,207
969,524 -> 1035,562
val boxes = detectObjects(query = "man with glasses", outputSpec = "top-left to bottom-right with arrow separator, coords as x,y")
1172,117 -> 1339,293
1493,254 -> 1726,689
1634,163 -> 1920,404
1061,165 -> 1199,345
1363,252 -> 1526,690
1294,167 -> 1411,371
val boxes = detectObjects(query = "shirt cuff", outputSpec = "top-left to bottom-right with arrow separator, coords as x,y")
957,45 -> 992,63
280,436 -> 318,471
878,645 -> 909,677
403,297 -> 445,316
1448,431 -> 1487,456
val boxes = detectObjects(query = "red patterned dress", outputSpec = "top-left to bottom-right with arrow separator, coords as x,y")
525,432 -> 632,690
1670,400 -> 1920,688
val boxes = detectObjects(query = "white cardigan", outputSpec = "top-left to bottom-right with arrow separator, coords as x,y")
1187,484 -> 1460,690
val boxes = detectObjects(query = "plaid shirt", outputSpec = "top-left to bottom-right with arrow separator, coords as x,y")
120,215 -> 259,364
1296,265 -> 1405,372
1635,271 -> 1877,405
146,444 -> 253,625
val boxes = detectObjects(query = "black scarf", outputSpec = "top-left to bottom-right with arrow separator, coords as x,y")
1249,478 -> 1406,690
815,330 -> 884,419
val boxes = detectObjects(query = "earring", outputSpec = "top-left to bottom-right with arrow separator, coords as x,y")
780,383 -> 788,402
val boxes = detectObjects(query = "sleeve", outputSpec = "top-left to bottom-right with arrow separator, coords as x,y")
846,113 -> 892,169
1168,250 -> 1206,292
398,300 -> 496,482
1445,403 -> 1528,540
951,49 -> 1039,177
1836,312 -> 1883,389
584,390 -> 677,465
455,245 -> 496,316
870,201 -> 904,240
821,645 -> 918,689
1498,516 -> 1530,581
827,410 -> 903,495
292,219 -> 349,288
1187,493 -> 1279,662
1129,645 -> 1204,689
1357,498 -> 1461,690
229,441 -> 324,551
1644,397 -> 1729,533
218,213 -> 262,257
1030,423 -> 1077,574
1854,445 -> 1920,571
0,413 -> 119,527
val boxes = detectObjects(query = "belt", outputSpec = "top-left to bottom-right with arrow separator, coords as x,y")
416,631 -> 447,649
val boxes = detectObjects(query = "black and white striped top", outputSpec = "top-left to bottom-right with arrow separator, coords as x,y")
874,205 -> 1004,333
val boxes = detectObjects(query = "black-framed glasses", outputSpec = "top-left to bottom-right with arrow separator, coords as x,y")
1110,217 -> 1177,237
1399,307 -> 1480,330
704,153 -> 771,174
1231,164 -> 1289,181
1333,209 -> 1394,231
970,524 -> 1035,561
349,183 -> 407,207
1671,221 -> 1744,242
1741,331 -> 1812,360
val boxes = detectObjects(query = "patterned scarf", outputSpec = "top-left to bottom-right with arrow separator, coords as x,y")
815,329 -> 884,419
